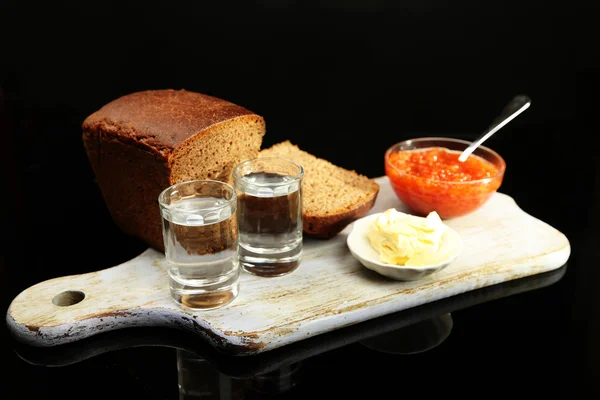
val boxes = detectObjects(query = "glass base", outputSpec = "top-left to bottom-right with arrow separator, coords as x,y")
170,278 -> 239,310
239,242 -> 302,277
241,257 -> 301,277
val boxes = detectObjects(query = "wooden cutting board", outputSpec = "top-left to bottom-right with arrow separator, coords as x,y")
14,265 -> 566,378
6,177 -> 571,355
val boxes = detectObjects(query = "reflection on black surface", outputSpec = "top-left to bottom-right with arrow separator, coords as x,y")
177,351 -> 244,399
360,313 -> 453,355
177,350 -> 303,399
12,265 -> 566,379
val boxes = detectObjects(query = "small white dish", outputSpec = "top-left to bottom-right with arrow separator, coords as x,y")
347,213 -> 463,281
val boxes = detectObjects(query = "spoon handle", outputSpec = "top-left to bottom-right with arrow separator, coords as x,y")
459,95 -> 531,162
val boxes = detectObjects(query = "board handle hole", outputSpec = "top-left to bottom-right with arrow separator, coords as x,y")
52,290 -> 85,307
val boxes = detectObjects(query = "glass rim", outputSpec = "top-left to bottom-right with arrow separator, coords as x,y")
158,179 -> 237,211
384,137 -> 507,185
232,157 -> 304,185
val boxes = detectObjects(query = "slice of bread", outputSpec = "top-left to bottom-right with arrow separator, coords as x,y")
259,141 -> 379,238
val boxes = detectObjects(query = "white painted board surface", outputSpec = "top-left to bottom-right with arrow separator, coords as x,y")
6,177 -> 571,355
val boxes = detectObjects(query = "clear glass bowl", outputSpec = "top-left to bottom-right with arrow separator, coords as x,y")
384,137 -> 506,219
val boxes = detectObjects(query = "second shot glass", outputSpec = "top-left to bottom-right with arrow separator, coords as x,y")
233,157 -> 304,277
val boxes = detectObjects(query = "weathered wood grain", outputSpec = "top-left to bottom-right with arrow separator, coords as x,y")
6,177 -> 571,355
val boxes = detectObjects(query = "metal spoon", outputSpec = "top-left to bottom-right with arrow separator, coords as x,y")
458,95 -> 532,162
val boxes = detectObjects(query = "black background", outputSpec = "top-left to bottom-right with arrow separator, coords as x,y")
1,1 -> 594,399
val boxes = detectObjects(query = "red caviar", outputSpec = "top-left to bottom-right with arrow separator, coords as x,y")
385,147 -> 505,219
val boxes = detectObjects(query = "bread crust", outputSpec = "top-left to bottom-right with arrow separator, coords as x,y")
303,189 -> 379,238
82,89 -> 255,153
82,131 -> 170,250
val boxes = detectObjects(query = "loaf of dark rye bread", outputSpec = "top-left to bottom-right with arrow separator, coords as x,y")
82,89 -> 265,251
259,141 -> 380,238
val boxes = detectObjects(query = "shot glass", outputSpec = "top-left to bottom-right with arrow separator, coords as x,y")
158,180 -> 239,310
233,157 -> 304,277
